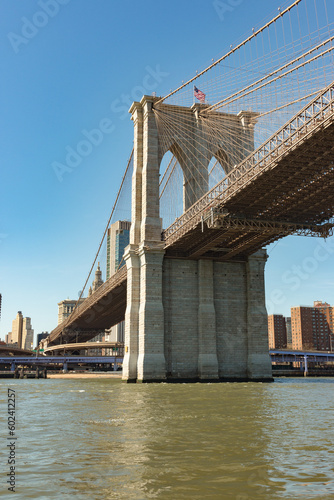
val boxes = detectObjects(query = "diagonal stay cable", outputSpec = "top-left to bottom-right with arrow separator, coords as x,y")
69,149 -> 133,321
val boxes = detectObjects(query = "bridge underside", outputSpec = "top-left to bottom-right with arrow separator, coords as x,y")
47,268 -> 127,346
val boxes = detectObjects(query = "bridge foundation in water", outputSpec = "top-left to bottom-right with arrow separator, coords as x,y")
122,95 -> 272,382
123,247 -> 272,382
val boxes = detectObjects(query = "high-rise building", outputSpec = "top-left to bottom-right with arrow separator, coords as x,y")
314,301 -> 334,333
106,220 -> 130,279
291,306 -> 313,350
8,311 -> 34,350
268,314 -> 287,349
58,299 -> 86,325
291,301 -> 332,351
106,221 -> 130,342
37,332 -> 49,346
22,317 -> 34,350
285,317 -> 292,347
10,311 -> 23,347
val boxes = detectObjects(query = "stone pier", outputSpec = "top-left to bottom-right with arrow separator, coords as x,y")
122,95 -> 272,382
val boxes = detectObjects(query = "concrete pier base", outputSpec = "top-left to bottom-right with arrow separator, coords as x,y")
123,249 -> 272,382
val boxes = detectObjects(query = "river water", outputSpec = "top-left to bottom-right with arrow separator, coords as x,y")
1,377 -> 334,500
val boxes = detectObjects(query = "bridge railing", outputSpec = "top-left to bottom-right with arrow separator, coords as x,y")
48,266 -> 127,342
162,83 -> 334,244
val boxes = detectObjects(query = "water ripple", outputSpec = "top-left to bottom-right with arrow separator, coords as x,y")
2,378 -> 333,499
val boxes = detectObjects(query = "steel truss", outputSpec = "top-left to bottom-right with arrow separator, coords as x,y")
203,208 -> 334,238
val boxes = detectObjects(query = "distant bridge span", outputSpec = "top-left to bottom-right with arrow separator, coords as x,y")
44,341 -> 124,355
0,345 -> 35,356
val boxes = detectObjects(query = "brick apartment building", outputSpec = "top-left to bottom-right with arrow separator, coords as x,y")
268,314 -> 288,349
291,301 -> 333,351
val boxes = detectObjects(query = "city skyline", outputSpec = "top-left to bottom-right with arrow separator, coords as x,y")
1,0 -> 333,338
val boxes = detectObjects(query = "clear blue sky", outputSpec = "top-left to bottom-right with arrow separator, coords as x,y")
1,0 -> 333,344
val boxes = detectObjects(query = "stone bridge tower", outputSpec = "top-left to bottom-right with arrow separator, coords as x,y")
122,95 -> 272,382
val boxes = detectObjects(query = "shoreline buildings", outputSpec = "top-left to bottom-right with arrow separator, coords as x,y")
268,300 -> 334,351
291,301 -> 333,351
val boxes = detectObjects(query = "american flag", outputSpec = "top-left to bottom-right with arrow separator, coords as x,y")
194,86 -> 206,102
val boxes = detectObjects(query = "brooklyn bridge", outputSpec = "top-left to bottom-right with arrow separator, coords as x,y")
41,0 -> 334,382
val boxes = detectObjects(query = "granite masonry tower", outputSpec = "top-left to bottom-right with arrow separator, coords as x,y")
122,95 -> 272,382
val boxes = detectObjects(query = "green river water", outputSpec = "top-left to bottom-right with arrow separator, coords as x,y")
1,377 -> 334,499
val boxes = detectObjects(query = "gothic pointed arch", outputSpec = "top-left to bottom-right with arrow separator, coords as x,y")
159,150 -> 183,229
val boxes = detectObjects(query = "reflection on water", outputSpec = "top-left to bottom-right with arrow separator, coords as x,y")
1,378 -> 334,500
